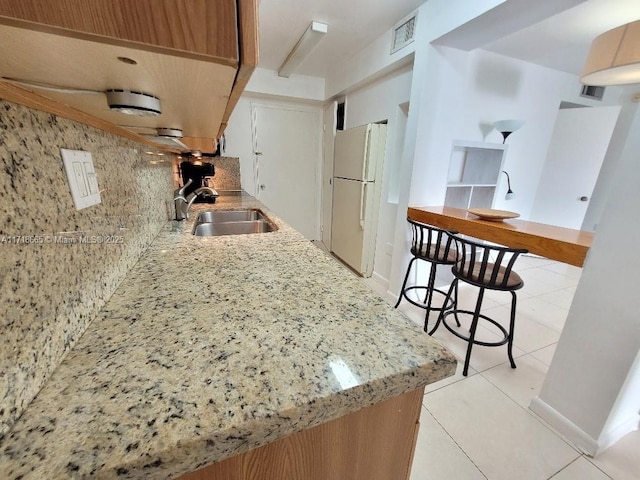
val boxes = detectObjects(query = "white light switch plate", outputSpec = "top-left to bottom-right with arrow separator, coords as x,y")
60,149 -> 101,210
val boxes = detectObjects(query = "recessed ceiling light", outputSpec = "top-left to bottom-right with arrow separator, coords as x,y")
106,89 -> 161,116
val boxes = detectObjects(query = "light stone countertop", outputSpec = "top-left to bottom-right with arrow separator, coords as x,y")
0,193 -> 456,479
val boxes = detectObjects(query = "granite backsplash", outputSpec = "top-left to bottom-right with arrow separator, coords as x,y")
173,156 -> 241,190
0,100 -> 174,437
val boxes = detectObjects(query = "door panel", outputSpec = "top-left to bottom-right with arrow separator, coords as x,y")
530,105 -> 620,230
334,125 -> 370,181
252,103 -> 321,240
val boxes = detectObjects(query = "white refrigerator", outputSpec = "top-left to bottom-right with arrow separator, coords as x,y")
331,123 -> 387,277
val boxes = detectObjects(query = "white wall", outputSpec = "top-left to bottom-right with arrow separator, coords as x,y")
583,86 -> 640,232
532,104 -> 640,454
407,47 -> 621,220
341,64 -> 413,287
246,67 -> 325,101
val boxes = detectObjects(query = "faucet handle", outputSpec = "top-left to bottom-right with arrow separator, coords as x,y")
175,178 -> 193,196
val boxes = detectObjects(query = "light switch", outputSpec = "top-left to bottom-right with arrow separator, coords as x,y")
84,161 -> 99,194
73,162 -> 88,197
61,149 -> 101,210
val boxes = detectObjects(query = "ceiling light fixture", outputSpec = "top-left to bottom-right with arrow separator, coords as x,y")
0,79 -> 162,117
493,119 -> 525,143
105,89 -> 161,116
278,21 -> 328,78
581,20 -> 640,86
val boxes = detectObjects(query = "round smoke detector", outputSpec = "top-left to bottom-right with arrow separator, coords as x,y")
106,89 -> 161,116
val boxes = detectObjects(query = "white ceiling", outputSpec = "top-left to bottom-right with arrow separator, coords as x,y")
257,0 -> 425,78
257,0 -> 640,79
482,0 -> 640,76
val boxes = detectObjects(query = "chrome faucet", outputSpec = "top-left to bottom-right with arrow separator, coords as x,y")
173,179 -> 219,220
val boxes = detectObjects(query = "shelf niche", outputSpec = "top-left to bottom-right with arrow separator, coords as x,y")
445,141 -> 507,210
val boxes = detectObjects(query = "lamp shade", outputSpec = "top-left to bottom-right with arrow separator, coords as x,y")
493,119 -> 525,133
493,119 -> 525,143
581,20 -> 640,86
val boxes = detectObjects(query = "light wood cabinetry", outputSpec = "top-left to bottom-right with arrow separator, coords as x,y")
445,141 -> 507,210
179,388 -> 424,480
0,0 -> 258,153
0,0 -> 239,62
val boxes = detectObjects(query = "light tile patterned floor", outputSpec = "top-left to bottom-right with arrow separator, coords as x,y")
361,254 -> 640,480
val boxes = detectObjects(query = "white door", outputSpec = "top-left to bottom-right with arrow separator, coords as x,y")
530,106 -> 621,230
322,102 -> 337,249
252,103 -> 322,240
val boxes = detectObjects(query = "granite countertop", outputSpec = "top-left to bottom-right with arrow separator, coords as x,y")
0,193 -> 456,479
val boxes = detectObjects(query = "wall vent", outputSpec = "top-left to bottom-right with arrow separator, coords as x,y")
580,84 -> 605,101
391,13 -> 417,54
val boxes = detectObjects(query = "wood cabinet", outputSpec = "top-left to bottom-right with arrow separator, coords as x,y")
445,141 -> 507,210
0,0 -> 258,153
179,388 -> 424,480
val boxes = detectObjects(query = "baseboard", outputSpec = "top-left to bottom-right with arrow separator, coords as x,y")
371,272 -> 398,304
597,416 -> 640,455
371,272 -> 389,289
530,396 -> 640,456
530,396 -> 599,455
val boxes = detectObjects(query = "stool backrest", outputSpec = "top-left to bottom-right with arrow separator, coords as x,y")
450,234 -> 528,290
408,219 -> 457,264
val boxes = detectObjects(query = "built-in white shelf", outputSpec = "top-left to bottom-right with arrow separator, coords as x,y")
445,140 -> 507,210
447,182 -> 498,188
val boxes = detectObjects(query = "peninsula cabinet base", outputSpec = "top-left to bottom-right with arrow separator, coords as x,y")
179,387 -> 424,480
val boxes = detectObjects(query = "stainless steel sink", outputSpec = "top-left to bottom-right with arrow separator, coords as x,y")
196,209 -> 266,223
192,209 -> 277,237
193,220 -> 276,236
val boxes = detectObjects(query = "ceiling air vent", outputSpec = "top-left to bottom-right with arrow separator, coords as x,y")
580,84 -> 605,101
391,13 -> 417,54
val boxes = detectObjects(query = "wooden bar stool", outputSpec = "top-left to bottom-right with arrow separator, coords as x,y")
394,219 -> 458,333
428,234 -> 527,376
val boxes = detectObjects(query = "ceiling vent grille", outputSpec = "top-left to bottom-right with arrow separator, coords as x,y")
391,13 -> 417,54
580,84 -> 605,101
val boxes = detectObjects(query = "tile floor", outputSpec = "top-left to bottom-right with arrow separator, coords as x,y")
361,254 -> 640,480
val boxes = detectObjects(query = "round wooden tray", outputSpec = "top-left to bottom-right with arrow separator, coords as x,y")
467,208 -> 520,221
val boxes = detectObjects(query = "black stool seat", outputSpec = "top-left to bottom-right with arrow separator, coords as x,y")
428,234 -> 527,376
394,219 -> 458,332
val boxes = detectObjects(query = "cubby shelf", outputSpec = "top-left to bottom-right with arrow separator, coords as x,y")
445,141 -> 507,210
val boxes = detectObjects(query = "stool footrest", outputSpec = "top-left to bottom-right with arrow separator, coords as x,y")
441,310 -> 510,347
401,286 -> 454,313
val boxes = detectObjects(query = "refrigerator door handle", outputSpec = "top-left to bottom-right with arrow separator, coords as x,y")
359,182 -> 367,229
361,124 -> 372,182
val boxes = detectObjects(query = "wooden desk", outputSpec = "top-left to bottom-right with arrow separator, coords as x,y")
407,206 -> 594,267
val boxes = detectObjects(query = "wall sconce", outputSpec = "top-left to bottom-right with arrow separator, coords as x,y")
278,21 -> 328,78
581,20 -> 640,86
502,171 -> 515,200
493,119 -> 525,143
